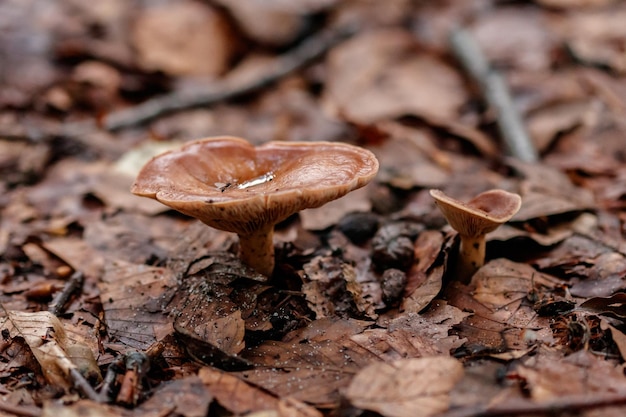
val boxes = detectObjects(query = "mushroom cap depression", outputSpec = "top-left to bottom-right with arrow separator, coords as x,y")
429,189 -> 522,238
131,136 -> 379,236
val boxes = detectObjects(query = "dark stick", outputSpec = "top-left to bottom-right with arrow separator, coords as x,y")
2,24 -> 354,147
68,367 -> 103,402
48,271 -> 84,316
449,27 -> 539,163
100,24 -> 355,132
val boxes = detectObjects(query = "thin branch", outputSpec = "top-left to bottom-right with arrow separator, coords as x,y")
48,271 -> 84,316
1,24 -> 354,150
449,27 -> 539,163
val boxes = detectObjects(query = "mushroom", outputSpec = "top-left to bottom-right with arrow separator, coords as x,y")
429,189 -> 522,283
131,136 -> 379,277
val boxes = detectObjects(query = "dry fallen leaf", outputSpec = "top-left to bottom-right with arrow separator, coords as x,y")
345,356 -> 463,417
132,1 -> 235,76
324,28 -> 467,124
199,367 -> 322,417
1,310 -> 101,390
401,230 -> 446,313
98,261 -> 176,351
446,259 -> 557,352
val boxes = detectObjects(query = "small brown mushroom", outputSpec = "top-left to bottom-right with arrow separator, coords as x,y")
131,136 -> 379,277
429,189 -> 522,283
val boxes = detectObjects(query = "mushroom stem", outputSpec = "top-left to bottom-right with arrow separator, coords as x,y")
457,234 -> 486,283
238,226 -> 275,277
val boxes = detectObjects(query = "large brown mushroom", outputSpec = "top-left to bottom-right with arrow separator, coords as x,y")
131,136 -> 379,277
430,189 -> 522,283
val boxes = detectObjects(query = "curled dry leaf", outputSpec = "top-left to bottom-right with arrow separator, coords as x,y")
401,230 -> 447,313
1,310 -> 100,390
302,255 -> 374,319
345,356 -> 463,417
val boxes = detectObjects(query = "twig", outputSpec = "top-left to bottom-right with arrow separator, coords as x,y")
2,24 -> 355,147
48,271 -> 84,316
68,367 -> 102,402
449,27 -> 539,163
440,391 -> 626,417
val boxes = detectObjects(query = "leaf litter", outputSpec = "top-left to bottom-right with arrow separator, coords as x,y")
2,1 -> 626,416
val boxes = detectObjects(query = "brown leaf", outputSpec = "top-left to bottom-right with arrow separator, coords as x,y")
445,259 -> 557,352
238,318 -> 377,406
370,135 -> 450,190
515,348 -> 626,401
401,230 -> 446,313
345,357 -> 463,417
132,1 -> 235,76
471,7 -> 557,71
526,99 -> 597,152
199,367 -> 322,417
389,300 -> 470,354
133,376 -> 213,417
602,320 -> 626,360
324,29 -> 467,124
199,367 -> 278,414
533,235 -> 626,295
580,293 -> 626,319
300,186 -> 372,231
2,310 -> 101,390
98,261 -> 176,351
42,400 -> 123,417
553,5 -> 626,73
302,256 -> 372,319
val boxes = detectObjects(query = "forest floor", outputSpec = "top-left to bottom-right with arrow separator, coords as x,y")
2,1 -> 626,416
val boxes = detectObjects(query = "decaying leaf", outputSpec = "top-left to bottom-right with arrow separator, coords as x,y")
580,293 -> 626,319
98,261 -> 176,351
514,348 -> 626,401
345,356 -> 463,417
352,301 -> 468,360
401,230 -> 446,313
324,28 -> 467,124
132,1 -> 235,76
302,255 -> 375,319
133,376 -> 213,417
446,259 -> 558,352
1,310 -> 101,390
237,318 -> 376,406
199,367 -> 322,417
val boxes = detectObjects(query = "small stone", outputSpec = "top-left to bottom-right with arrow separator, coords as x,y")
371,222 -> 422,271
381,268 -> 407,306
337,212 -> 380,244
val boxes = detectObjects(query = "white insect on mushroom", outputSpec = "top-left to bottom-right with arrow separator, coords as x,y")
131,136 -> 379,277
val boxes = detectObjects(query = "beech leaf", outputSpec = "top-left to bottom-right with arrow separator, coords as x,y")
345,357 -> 463,417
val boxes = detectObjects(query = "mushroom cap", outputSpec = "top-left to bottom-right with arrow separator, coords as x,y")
429,189 -> 522,238
131,136 -> 379,236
